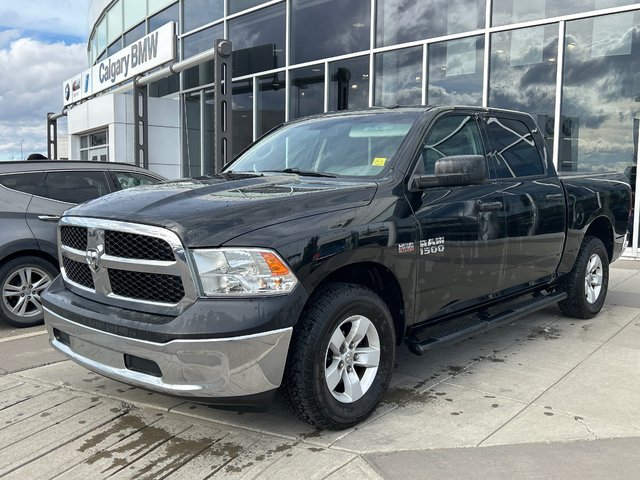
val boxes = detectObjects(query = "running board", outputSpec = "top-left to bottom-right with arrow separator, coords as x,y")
407,291 -> 567,356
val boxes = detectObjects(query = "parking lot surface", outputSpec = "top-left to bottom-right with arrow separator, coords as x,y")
1,261 -> 639,479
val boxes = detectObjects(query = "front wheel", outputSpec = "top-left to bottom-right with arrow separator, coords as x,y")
558,236 -> 609,319
0,256 -> 57,327
281,283 -> 395,430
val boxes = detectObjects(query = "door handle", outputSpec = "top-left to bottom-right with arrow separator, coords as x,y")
37,215 -> 61,222
545,193 -> 564,202
477,201 -> 503,212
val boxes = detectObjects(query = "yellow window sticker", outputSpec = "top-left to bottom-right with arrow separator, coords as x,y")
372,157 -> 387,167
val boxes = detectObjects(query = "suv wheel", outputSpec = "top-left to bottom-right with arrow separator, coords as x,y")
281,283 -> 395,430
0,257 -> 56,327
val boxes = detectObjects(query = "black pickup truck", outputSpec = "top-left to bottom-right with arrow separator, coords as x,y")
42,107 -> 631,430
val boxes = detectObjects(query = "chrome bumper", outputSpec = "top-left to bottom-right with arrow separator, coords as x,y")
44,307 -> 292,398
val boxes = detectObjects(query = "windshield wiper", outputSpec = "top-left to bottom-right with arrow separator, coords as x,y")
264,168 -> 339,178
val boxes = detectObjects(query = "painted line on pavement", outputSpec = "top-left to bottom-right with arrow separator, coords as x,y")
0,330 -> 48,344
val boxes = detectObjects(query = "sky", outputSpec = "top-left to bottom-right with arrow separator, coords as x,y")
0,0 -> 89,160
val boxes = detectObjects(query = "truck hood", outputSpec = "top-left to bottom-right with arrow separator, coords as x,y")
65,173 -> 377,247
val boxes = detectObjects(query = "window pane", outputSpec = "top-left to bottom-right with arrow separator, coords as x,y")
90,131 -> 108,146
182,24 -> 224,89
232,80 -> 254,157
291,0 -> 370,64
257,73 -> 285,136
374,47 -> 423,106
561,11 -> 640,174
229,0 -> 271,14
80,135 -> 88,148
428,36 -> 484,106
487,117 -> 545,177
376,0 -> 485,47
0,173 -> 42,195
229,4 -> 286,77
418,115 -> 483,174
96,19 -> 107,53
36,172 -> 110,204
329,56 -> 369,111
492,0 -> 638,27
148,0 -> 174,15
124,0 -> 146,30
114,172 -> 161,189
124,22 -> 145,47
183,92 -> 201,177
183,0 -> 223,33
149,2 -> 178,31
489,25 -> 557,157
290,65 -> 324,120
107,0 -> 123,44
107,39 -> 122,57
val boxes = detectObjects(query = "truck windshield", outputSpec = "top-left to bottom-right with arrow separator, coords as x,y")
227,112 -> 420,177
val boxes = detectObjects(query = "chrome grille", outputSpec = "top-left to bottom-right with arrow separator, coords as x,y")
105,230 -> 174,261
60,226 -> 88,251
62,257 -> 94,289
58,218 -> 197,315
109,269 -> 184,303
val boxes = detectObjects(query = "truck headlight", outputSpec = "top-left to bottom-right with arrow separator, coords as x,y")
191,248 -> 298,296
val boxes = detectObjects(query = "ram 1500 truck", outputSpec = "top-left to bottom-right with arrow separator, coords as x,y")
42,107 -> 631,430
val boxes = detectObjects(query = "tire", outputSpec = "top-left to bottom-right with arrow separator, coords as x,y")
0,257 -> 57,327
281,282 -> 396,430
558,236 -> 609,319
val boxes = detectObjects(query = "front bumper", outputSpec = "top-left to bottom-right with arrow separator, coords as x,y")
44,306 -> 292,400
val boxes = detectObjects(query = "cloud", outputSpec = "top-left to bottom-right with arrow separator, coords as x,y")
0,1 -> 89,43
0,37 -> 86,159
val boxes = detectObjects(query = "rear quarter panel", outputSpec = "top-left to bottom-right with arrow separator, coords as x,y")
558,172 -> 631,274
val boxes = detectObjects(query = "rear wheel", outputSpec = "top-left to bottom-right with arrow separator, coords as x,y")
281,283 -> 395,430
558,236 -> 609,319
0,257 -> 57,327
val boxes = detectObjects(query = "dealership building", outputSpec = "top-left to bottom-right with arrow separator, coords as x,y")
65,0 -> 640,255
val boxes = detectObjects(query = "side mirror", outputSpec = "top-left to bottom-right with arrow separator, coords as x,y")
410,155 -> 487,190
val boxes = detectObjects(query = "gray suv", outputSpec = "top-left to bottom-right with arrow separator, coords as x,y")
0,161 -> 164,327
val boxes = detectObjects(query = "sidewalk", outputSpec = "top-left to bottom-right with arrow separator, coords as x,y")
0,260 -> 639,478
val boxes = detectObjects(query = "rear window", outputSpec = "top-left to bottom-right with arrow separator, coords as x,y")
486,117 -> 545,178
114,171 -> 161,190
34,171 -> 110,204
0,172 -> 42,195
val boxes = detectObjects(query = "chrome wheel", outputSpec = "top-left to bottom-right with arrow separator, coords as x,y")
2,266 -> 52,319
584,253 -> 603,304
324,315 -> 381,403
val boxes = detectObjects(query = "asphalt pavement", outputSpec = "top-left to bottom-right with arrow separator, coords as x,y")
0,260 -> 639,478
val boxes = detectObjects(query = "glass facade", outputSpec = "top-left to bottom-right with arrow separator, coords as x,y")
86,0 -> 640,254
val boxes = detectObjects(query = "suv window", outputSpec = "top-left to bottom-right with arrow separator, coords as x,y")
418,115 -> 484,175
0,172 -> 42,195
34,171 -> 110,204
486,117 -> 545,178
114,171 -> 161,190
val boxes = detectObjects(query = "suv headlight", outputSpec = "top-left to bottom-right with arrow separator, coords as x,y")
191,248 -> 298,296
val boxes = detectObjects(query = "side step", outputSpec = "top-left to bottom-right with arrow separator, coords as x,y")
407,291 -> 567,356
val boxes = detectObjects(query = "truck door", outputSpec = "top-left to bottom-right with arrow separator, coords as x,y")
410,113 -> 506,321
483,114 -> 565,292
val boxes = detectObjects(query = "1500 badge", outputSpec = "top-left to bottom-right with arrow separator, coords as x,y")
420,237 -> 445,255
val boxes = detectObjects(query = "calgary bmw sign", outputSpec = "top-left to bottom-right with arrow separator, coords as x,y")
63,22 -> 176,107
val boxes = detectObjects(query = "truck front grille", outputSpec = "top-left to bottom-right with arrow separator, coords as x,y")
60,226 -> 88,251
105,230 -> 175,261
58,218 -> 197,315
109,269 -> 184,303
62,257 -> 94,289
